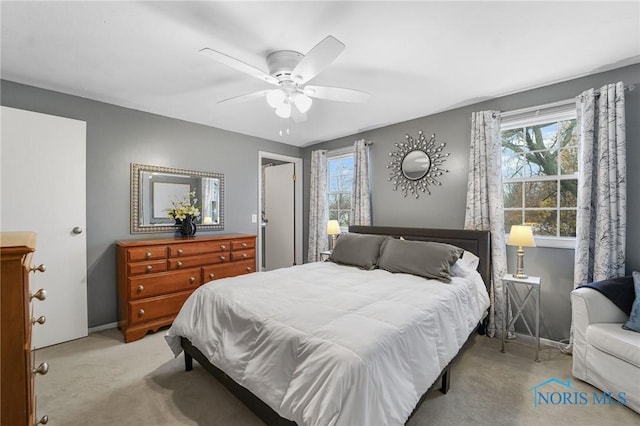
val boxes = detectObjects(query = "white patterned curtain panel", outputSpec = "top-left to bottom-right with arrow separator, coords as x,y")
574,82 -> 627,286
351,139 -> 372,226
464,110 -> 509,338
307,149 -> 329,262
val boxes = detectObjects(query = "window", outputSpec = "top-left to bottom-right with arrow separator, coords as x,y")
501,105 -> 578,245
327,151 -> 354,230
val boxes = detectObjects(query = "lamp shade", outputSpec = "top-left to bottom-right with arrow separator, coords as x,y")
507,225 -> 536,247
326,220 -> 340,235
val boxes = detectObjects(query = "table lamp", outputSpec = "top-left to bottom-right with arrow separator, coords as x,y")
507,225 -> 536,279
326,220 -> 340,250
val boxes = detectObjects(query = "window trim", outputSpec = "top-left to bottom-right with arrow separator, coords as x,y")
505,233 -> 577,250
501,103 -> 578,247
327,146 -> 354,158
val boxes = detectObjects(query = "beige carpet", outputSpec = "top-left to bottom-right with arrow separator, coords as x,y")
35,328 -> 639,426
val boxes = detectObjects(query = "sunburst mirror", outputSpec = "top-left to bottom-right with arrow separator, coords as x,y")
387,130 -> 450,198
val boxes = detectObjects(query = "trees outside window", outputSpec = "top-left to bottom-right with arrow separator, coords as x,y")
502,115 -> 578,239
328,153 -> 354,230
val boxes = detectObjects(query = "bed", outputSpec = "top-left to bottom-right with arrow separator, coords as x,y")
166,226 -> 491,425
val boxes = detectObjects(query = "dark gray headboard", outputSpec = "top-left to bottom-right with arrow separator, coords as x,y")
349,226 -> 491,288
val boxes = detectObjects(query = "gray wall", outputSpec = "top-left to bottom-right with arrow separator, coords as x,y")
302,63 -> 640,342
1,79 -> 301,328
3,63 -> 638,336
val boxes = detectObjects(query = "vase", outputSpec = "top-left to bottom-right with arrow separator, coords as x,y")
179,216 -> 197,237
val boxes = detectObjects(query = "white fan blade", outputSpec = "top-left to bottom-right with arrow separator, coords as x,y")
304,85 -> 370,103
291,36 -> 345,84
218,90 -> 269,105
200,48 -> 279,85
291,104 -> 307,123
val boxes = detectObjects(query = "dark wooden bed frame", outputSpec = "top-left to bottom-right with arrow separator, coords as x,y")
181,226 -> 491,425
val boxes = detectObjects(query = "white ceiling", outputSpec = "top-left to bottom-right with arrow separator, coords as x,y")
1,1 -> 639,147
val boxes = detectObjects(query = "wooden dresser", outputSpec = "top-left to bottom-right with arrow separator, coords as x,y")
116,234 -> 256,343
1,232 -> 49,426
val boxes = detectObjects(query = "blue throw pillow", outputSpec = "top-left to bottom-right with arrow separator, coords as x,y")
622,271 -> 640,333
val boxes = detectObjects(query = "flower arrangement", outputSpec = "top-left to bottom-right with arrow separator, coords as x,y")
166,191 -> 200,221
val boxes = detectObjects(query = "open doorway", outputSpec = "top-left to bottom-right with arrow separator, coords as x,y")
258,151 -> 303,271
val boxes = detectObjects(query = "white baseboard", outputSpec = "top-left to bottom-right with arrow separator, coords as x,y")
88,322 -> 118,334
513,332 -> 566,350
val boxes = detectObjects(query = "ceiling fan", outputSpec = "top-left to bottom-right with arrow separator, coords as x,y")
200,36 -> 370,122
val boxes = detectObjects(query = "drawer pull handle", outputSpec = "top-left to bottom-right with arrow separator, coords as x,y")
36,414 -> 49,425
137,285 -> 144,292
177,261 -> 183,268
30,264 -> 47,273
177,249 -> 183,255
220,245 -> 227,250
220,255 -> 226,261
209,273 -> 215,279
32,315 -> 46,325
241,253 -> 248,258
30,289 -> 47,302
189,277 -> 196,283
242,243 -> 247,248
146,265 -> 153,272
246,267 -> 252,272
145,252 -> 152,259
139,309 -> 145,316
33,362 -> 49,375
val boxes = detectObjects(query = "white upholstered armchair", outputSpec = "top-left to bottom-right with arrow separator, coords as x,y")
571,286 -> 640,413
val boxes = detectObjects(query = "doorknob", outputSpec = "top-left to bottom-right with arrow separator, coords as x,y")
72,226 -> 83,234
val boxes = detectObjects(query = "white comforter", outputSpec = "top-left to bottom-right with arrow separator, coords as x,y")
166,261 -> 489,426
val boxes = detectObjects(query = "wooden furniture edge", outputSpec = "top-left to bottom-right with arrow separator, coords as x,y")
115,233 -> 256,247
0,231 -> 37,253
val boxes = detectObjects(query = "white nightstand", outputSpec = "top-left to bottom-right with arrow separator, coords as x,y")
501,273 -> 542,362
320,250 -> 332,261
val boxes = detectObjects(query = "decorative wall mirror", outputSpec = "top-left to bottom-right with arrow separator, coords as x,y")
387,130 -> 450,198
130,163 -> 224,233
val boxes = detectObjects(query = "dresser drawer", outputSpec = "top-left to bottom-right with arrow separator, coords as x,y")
230,249 -> 255,262
128,246 -> 167,261
168,253 -> 227,270
117,234 -> 256,343
168,241 -> 230,257
129,291 -> 192,325
128,259 -> 167,276
129,269 -> 201,300
231,238 -> 255,250
203,259 -> 256,282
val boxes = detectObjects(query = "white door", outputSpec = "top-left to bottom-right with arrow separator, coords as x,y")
1,106 -> 88,348
264,163 -> 295,270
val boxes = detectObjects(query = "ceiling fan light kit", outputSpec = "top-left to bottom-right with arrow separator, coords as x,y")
266,89 -> 285,108
275,102 -> 291,118
294,93 -> 312,113
200,36 -> 370,130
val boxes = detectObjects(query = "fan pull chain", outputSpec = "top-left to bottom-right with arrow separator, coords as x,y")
278,118 -> 291,137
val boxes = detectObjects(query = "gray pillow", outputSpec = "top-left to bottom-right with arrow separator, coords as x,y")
622,271 -> 640,333
329,233 -> 388,270
378,237 -> 463,283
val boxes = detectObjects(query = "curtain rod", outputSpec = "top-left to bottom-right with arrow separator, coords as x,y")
493,83 -> 635,119
592,83 -> 635,98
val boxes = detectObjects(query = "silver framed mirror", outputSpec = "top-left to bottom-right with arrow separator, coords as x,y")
387,130 -> 450,198
402,149 -> 431,180
130,163 -> 224,233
